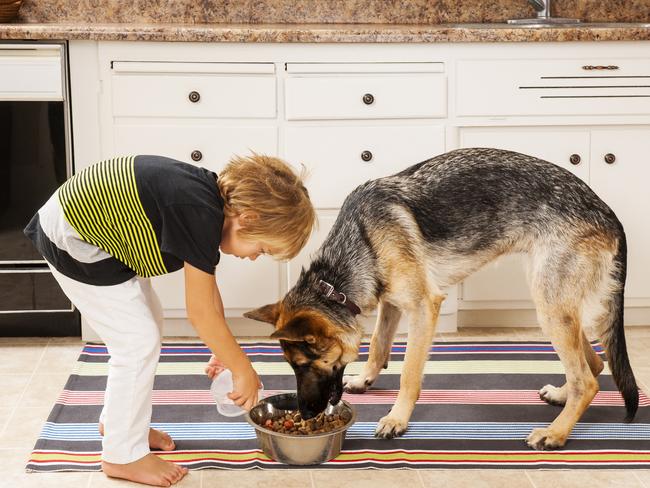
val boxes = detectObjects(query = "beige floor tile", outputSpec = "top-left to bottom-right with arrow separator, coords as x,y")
627,327 -> 650,338
420,469 -> 533,488
0,406 -> 14,434
0,406 -> 52,449
20,373 -> 70,407
0,336 -> 50,345
0,344 -> 46,374
47,337 -> 86,344
203,468 -> 312,487
89,469 -> 200,487
0,374 -> 32,407
526,469 -> 643,488
35,342 -> 85,374
312,468 -> 422,488
634,470 -> 650,488
0,448 -> 90,488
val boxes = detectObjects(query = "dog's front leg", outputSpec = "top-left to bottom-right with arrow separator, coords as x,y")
375,294 -> 444,439
344,301 -> 401,394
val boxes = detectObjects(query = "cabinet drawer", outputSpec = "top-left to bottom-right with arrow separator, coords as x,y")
285,64 -> 446,120
456,58 -> 650,117
111,62 -> 276,118
284,125 -> 445,208
0,45 -> 63,101
113,124 -> 278,173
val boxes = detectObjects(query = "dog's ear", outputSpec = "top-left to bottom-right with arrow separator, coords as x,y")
243,302 -> 280,325
269,314 -> 320,343
270,326 -> 316,344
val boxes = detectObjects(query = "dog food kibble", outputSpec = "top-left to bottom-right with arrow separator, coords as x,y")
257,411 -> 347,435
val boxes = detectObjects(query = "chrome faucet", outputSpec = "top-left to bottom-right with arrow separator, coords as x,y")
508,0 -> 581,25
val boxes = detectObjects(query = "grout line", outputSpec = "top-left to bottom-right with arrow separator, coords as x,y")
309,469 -> 316,488
524,470 -> 538,488
634,471 -> 648,488
415,469 -> 426,487
0,340 -> 50,439
86,472 -> 93,488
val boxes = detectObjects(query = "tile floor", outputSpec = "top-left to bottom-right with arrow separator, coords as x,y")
1,327 -> 649,488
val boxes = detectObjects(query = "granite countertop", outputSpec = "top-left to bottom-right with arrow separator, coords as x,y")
1,22 -> 650,43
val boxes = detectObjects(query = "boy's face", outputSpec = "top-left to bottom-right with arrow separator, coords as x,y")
220,215 -> 270,261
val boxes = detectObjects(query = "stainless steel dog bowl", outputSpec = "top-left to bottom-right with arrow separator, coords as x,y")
246,392 -> 356,465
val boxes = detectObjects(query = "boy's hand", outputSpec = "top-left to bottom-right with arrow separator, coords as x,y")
229,365 -> 262,411
204,354 -> 226,380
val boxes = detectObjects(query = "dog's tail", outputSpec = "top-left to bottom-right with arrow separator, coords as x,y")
601,226 -> 638,422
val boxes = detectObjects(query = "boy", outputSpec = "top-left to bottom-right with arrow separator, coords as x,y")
24,154 -> 316,486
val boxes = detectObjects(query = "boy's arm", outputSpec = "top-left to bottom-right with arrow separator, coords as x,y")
184,262 -> 260,409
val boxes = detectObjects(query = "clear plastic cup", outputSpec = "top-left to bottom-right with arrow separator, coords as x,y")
210,368 -> 264,417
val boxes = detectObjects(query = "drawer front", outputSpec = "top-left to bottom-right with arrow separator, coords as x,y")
456,58 -> 650,117
285,74 -> 447,120
0,45 -> 63,101
113,124 -> 278,174
111,62 -> 276,118
284,125 -> 446,208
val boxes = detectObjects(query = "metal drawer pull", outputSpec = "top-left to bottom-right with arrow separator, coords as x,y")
582,65 -> 619,71
361,150 -> 373,162
604,153 -> 616,164
362,93 -> 375,105
569,154 -> 581,165
191,150 -> 203,162
188,91 -> 201,103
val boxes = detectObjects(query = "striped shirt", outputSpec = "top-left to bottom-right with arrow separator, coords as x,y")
25,155 -> 224,286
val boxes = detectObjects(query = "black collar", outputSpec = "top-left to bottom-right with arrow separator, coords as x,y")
317,280 -> 361,316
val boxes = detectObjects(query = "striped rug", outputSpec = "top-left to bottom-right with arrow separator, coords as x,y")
27,341 -> 650,471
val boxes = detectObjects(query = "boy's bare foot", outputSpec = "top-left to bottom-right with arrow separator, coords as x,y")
99,423 -> 176,451
102,453 -> 188,487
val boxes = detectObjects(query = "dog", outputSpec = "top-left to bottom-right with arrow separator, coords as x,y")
245,147 -> 639,450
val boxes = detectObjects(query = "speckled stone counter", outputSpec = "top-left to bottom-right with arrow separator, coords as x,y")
1,22 -> 650,43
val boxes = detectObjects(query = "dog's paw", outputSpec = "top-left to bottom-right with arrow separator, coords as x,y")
374,415 -> 408,439
343,374 -> 373,394
539,384 -> 567,406
526,427 -> 567,450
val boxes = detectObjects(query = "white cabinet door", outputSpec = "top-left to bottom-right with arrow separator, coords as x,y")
111,124 -> 281,315
287,210 -> 338,288
113,124 -> 277,174
284,125 -> 446,208
458,127 -> 591,305
590,128 -> 650,300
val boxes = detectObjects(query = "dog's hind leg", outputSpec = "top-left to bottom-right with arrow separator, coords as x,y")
344,301 -> 401,394
375,294 -> 445,439
526,244 -> 600,450
539,330 -> 604,406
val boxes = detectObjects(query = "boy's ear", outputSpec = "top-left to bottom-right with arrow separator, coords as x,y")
239,211 -> 259,225
243,302 -> 280,325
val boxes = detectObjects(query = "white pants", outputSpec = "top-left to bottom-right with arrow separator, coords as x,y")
48,264 -> 163,464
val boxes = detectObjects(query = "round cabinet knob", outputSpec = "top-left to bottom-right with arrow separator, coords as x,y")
188,91 -> 201,103
569,154 -> 581,165
191,150 -> 203,162
361,150 -> 373,162
604,153 -> 616,165
362,93 -> 375,105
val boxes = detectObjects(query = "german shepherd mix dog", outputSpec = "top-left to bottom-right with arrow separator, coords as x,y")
245,147 -> 639,450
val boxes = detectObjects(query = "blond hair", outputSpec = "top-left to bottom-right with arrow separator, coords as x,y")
217,154 -> 316,260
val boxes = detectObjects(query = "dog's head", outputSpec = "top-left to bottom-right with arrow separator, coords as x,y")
244,302 -> 361,419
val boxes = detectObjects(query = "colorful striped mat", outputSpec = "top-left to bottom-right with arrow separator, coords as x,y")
27,341 -> 650,471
